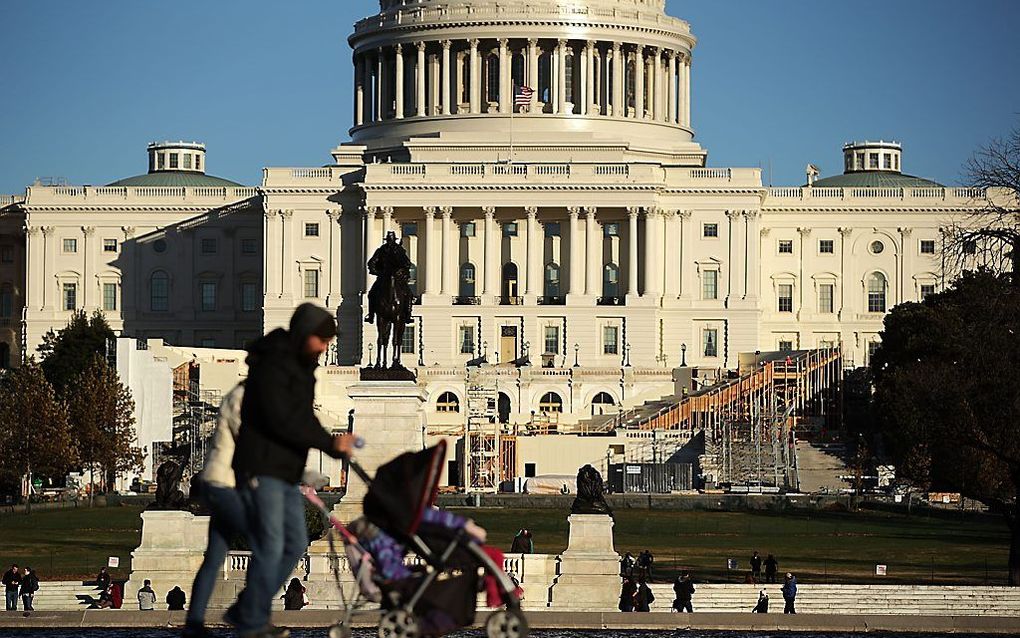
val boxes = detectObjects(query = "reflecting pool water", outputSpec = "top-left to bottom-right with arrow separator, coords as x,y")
0,631 -> 994,638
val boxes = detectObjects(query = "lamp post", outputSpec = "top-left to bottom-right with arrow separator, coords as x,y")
522,340 -> 530,364
367,342 -> 374,367
573,342 -> 580,367
625,342 -> 632,367
680,342 -> 687,367
483,340 -> 489,361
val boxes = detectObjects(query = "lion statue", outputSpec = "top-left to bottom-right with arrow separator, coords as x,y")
571,464 -> 613,516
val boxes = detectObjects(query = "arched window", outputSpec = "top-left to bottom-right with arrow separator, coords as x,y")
603,263 -> 620,298
626,59 -> 636,109
564,52 -> 575,106
502,262 -> 519,298
459,263 -> 476,297
0,283 -> 12,318
591,391 -> 615,415
437,391 -> 460,413
150,271 -> 169,312
408,263 -> 418,297
538,53 -> 551,104
511,52 -> 526,93
867,272 -> 887,313
486,53 -> 499,103
539,392 -> 563,413
544,262 -> 561,298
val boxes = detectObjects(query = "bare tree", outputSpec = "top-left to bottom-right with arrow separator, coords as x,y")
943,126 -> 1020,286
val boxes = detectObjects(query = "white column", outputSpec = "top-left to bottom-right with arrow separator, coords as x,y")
482,207 -> 498,297
422,207 -> 438,296
525,207 -> 539,297
498,38 -> 510,114
556,39 -> 567,115
264,211 -> 278,297
682,56 -> 691,127
355,53 -> 365,126
376,48 -> 385,120
327,209 -> 342,306
634,46 -> 645,119
364,208 -> 376,295
667,51 -> 677,125
441,40 -> 452,115
394,44 -> 405,119
527,39 -> 539,110
627,207 -> 639,297
679,211 -> 693,298
40,226 -> 54,310
280,210 -> 294,299
441,207 -> 456,296
567,207 -> 582,295
469,39 -> 481,114
611,42 -> 623,117
585,207 -> 600,296
726,210 -> 743,305
382,207 -> 393,239
743,211 -> 761,300
663,211 -> 679,298
585,41 -> 595,115
644,209 -> 661,299
416,42 -> 427,117
363,53 -> 374,122
649,48 -> 659,122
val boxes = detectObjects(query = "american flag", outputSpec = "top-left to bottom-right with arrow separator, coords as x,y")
514,85 -> 535,108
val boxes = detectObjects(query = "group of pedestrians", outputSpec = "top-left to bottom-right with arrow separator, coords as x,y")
619,550 -> 655,579
748,550 -> 781,583
3,564 -> 39,612
618,575 -> 655,612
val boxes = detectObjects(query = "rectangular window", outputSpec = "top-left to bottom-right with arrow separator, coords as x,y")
459,325 -> 475,354
201,238 -> 217,254
103,239 -> 118,253
157,153 -> 165,170
819,339 -> 835,350
241,283 -> 258,312
963,240 -> 977,255
169,153 -> 179,169
778,284 -> 793,313
869,153 -> 879,169
819,239 -> 834,254
201,338 -> 216,348
703,328 -> 718,358
63,283 -> 77,311
195,154 -> 201,171
304,269 -> 320,298
603,325 -> 619,355
819,283 -> 834,314
703,223 -> 718,238
461,222 -> 476,237
402,223 -> 418,236
304,223 -> 320,237
883,153 -> 891,169
0,246 -> 12,263
503,222 -> 518,237
778,239 -> 793,254
544,325 -> 560,355
920,283 -> 936,300
63,238 -> 77,253
920,240 -> 935,254
778,340 -> 794,352
544,222 -> 561,237
0,290 -> 11,318
183,153 -> 192,170
855,152 -> 863,169
702,270 -> 718,300
201,282 -> 217,311
102,283 -> 118,311
868,340 -> 881,361
604,223 -> 620,237
401,325 -> 416,354
241,238 -> 258,255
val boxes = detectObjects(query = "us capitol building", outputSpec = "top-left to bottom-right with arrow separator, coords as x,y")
0,0 -> 985,447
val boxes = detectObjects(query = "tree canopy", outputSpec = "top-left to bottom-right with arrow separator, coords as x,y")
871,269 -> 1020,584
38,310 -> 115,396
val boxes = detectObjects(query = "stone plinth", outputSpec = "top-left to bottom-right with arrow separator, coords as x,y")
125,510 -> 210,602
330,381 -> 427,523
547,514 -> 620,610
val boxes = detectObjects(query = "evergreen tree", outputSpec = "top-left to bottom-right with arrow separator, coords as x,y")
65,355 -> 144,498
0,361 -> 77,505
38,310 -> 115,396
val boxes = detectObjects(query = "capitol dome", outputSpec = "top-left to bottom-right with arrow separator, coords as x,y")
107,141 -> 242,187
809,141 -> 943,188
347,0 -> 702,163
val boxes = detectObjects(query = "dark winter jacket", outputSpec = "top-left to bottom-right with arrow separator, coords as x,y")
674,578 -> 695,602
2,569 -> 21,591
166,587 -> 186,610
20,572 -> 39,595
232,304 -> 340,484
782,576 -> 798,600
634,582 -> 655,611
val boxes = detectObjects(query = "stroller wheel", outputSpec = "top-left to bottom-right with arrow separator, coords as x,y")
377,609 -> 420,638
486,609 -> 529,638
329,623 -> 352,638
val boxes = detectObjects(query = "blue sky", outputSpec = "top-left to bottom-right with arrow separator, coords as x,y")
0,0 -> 1017,192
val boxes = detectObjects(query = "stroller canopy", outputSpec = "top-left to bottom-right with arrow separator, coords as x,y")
364,441 -> 446,538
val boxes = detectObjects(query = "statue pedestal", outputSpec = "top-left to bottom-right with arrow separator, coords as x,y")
331,381 -> 426,523
547,514 -> 620,610
125,510 -> 209,601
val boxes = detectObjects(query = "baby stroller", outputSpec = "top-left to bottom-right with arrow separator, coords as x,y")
303,441 -> 528,638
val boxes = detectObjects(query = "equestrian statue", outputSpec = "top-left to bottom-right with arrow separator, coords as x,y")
364,231 -> 415,373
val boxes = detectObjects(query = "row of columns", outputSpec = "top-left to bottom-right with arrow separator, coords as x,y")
354,38 -> 692,126
357,206 -> 756,303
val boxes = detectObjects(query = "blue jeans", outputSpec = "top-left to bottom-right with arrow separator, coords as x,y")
5,590 -> 17,611
237,476 -> 307,633
187,482 -> 248,625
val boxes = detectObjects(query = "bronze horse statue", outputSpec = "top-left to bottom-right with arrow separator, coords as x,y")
365,231 -> 414,370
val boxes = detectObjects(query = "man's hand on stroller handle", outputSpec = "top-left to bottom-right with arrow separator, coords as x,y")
332,434 -> 364,457
464,519 -> 487,544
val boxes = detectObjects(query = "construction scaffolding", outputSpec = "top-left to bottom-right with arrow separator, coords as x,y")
463,367 -> 501,493
171,362 -> 222,478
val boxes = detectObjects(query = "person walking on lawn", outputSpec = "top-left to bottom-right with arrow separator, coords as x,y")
230,303 -> 354,638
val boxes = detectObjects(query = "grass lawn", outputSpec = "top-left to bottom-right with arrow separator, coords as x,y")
0,504 -> 145,582
457,507 -> 1011,586
1,504 -> 1009,586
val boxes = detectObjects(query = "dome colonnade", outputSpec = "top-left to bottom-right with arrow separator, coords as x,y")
349,0 -> 693,131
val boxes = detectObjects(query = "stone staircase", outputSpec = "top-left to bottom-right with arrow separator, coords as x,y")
647,584 -> 1020,616
28,581 -> 103,610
